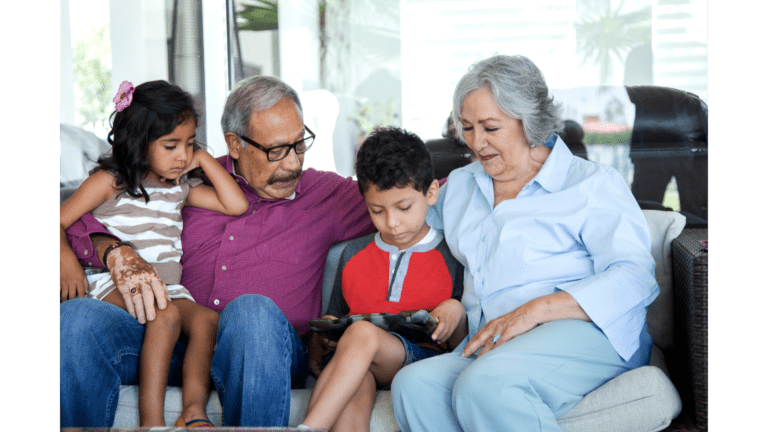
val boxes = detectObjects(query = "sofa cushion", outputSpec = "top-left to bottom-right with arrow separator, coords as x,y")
113,385 -> 400,430
557,365 -> 681,432
642,210 -> 686,352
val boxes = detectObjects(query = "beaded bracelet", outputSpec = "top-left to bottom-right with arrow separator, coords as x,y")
102,241 -> 133,271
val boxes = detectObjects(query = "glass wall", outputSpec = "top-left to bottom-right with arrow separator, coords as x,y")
60,0 -> 707,218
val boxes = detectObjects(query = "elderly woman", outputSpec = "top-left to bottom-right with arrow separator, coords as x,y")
390,54 -> 659,432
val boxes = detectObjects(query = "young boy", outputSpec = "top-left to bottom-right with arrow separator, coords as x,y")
299,127 -> 466,432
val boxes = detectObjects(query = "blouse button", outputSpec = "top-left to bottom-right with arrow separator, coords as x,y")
84,249 -> 89,255
229,235 -> 234,241
221,265 -> 227,271
214,299 -> 220,305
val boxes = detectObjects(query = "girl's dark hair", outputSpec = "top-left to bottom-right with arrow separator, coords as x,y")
97,80 -> 199,202
355,127 -> 434,196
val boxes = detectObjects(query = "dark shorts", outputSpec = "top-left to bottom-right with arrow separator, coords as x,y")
322,331 -> 441,370
389,331 -> 440,366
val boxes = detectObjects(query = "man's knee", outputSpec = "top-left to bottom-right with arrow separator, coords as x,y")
220,294 -> 282,325
216,294 -> 293,351
60,298 -> 115,343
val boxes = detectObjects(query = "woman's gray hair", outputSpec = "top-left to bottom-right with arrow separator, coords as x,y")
221,75 -> 303,148
451,54 -> 563,148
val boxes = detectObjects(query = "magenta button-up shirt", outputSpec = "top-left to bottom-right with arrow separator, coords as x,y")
66,155 -> 375,335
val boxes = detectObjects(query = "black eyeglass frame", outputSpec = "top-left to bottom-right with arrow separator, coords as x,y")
238,125 -> 316,162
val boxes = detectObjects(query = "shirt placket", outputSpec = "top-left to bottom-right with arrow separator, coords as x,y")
208,204 -> 252,309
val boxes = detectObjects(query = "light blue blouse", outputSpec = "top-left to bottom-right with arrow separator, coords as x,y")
427,135 -> 658,361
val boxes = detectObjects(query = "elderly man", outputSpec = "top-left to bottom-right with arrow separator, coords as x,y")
60,76 -> 375,427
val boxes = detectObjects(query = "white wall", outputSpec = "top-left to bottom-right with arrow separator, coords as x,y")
60,0 -> 76,125
109,0 -> 169,94
278,0 -> 321,93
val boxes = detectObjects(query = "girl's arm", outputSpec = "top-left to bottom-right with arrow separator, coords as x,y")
60,170 -> 116,302
183,149 -> 248,215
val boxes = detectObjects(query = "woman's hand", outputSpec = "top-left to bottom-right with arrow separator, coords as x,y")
462,301 -> 539,358
461,291 -> 590,358
60,250 -> 89,303
430,299 -> 466,349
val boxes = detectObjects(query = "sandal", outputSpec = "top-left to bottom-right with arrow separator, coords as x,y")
174,417 -> 215,427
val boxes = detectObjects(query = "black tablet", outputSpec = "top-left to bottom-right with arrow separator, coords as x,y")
309,309 -> 437,342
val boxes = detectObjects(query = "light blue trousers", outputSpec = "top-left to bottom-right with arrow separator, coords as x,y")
391,320 -> 650,432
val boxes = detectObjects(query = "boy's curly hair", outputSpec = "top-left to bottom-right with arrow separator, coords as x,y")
355,127 -> 434,196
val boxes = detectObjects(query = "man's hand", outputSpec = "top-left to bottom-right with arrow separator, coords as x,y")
104,243 -> 170,324
60,251 -> 89,302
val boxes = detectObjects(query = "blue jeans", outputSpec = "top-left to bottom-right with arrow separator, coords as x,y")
60,294 -> 308,427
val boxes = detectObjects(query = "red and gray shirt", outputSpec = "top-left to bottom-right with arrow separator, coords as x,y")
326,228 -> 464,318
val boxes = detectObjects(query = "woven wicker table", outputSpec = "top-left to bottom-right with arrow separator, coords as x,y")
670,228 -> 708,432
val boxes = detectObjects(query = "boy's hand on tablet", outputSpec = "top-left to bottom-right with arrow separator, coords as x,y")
430,299 -> 466,345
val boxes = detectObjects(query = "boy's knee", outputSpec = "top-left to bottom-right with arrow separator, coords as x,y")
339,320 -> 383,349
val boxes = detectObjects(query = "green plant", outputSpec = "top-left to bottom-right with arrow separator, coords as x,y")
237,0 -> 278,31
583,130 -> 632,146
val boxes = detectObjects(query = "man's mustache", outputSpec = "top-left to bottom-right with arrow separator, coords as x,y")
268,170 -> 302,185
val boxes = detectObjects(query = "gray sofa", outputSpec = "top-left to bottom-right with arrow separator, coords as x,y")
109,208 -> 687,432
62,85 -> 708,431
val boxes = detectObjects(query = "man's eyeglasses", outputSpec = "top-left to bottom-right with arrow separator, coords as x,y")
238,125 -> 316,162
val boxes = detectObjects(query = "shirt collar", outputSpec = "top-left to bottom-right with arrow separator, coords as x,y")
530,134 -> 572,193
466,133 -> 573,199
373,226 -> 443,254
220,154 -> 299,201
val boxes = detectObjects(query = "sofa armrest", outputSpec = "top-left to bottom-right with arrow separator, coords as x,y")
670,228 -> 708,431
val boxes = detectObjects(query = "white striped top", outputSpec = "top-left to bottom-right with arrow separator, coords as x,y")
86,176 -> 202,302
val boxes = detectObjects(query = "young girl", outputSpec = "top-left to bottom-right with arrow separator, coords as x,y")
60,80 -> 248,427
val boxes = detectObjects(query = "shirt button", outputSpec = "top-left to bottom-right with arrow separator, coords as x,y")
84,249 -> 89,255
221,265 -> 227,271
229,235 -> 234,241
391,254 -> 397,261
214,299 -> 220,305
252,209 -> 256,213
88,262 -> 93,266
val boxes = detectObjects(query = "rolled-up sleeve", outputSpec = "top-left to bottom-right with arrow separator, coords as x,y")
556,170 -> 659,361
65,212 -> 119,268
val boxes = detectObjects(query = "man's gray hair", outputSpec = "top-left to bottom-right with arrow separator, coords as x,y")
451,54 -> 563,148
221,75 -> 303,148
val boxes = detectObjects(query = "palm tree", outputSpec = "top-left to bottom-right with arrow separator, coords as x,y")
575,0 -> 652,85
